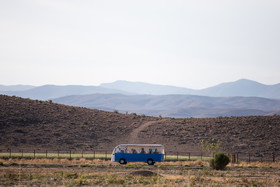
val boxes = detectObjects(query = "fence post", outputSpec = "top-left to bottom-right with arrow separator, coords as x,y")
272,153 -> 275,162
237,153 -> 239,163
34,150 -> 35,159
232,153 -> 236,163
188,152 -> 190,161
248,153 -> 251,162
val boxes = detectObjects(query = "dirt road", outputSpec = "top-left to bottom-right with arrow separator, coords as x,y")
128,119 -> 166,143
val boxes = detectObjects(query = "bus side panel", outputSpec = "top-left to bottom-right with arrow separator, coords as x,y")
115,153 -> 164,162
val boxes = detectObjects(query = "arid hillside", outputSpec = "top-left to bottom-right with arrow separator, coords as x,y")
1,95 -> 280,156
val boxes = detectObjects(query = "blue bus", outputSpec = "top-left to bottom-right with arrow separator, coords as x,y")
111,144 -> 165,165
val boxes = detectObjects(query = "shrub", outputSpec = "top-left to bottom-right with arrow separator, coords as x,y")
210,152 -> 230,170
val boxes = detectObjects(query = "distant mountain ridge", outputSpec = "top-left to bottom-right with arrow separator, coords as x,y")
53,94 -> 280,117
0,85 -> 35,91
0,85 -> 131,100
100,79 -> 280,99
100,80 -> 193,95
1,79 -> 280,117
198,79 -> 280,99
1,79 -> 279,99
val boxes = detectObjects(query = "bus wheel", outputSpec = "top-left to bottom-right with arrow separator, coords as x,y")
119,158 -> 127,165
147,159 -> 154,165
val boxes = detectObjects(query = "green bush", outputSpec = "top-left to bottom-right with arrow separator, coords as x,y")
210,152 -> 230,170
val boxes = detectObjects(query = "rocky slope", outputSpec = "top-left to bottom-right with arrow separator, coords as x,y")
1,95 -> 279,157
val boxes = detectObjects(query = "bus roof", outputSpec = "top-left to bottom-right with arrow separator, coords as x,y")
116,144 -> 163,147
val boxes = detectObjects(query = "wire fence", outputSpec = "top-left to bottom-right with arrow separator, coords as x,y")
164,151 -> 279,163
0,149 -> 278,163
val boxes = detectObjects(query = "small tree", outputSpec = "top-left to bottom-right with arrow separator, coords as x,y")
210,152 -> 230,170
201,139 -> 222,156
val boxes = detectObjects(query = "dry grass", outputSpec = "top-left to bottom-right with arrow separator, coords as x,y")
0,158 -> 115,165
0,158 -> 212,168
229,161 -> 280,168
1,158 -> 280,186
157,160 -> 209,166
2,158 -> 280,168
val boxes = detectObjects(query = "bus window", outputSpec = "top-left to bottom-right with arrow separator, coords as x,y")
140,148 -> 146,154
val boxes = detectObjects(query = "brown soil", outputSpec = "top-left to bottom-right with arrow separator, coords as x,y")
1,95 -> 280,157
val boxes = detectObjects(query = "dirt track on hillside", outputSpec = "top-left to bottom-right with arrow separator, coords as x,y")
128,119 -> 167,143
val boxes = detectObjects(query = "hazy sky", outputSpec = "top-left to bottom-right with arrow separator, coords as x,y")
1,0 -> 280,89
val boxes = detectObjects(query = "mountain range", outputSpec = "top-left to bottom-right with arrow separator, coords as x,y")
0,84 -> 130,100
101,79 -> 280,99
1,79 -> 280,99
53,94 -> 280,117
1,79 -> 280,117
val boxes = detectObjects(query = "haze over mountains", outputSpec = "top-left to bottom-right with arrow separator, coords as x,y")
53,94 -> 280,117
101,79 -> 280,99
0,85 -> 130,100
1,79 -> 280,117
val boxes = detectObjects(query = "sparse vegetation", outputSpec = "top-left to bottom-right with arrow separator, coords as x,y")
0,158 -> 279,186
1,95 -> 280,164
